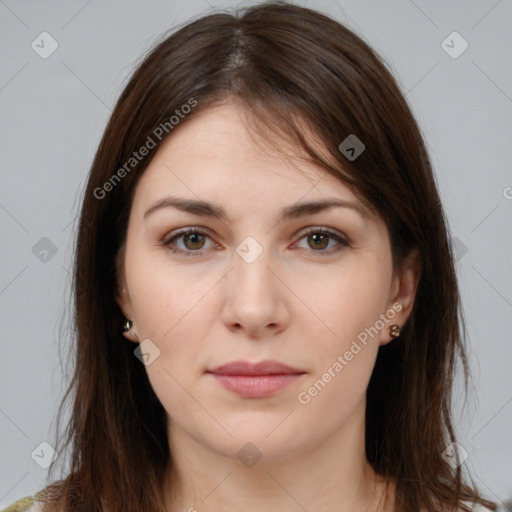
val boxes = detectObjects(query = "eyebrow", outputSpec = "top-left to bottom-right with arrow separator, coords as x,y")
143,196 -> 369,222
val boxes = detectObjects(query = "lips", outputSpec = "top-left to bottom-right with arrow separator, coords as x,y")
206,360 -> 306,398
207,359 -> 304,376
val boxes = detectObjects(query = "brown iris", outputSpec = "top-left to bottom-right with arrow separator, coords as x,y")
307,233 -> 329,250
183,232 -> 206,250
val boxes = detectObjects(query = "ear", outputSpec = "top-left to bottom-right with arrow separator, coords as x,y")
115,247 -> 139,343
380,248 -> 422,346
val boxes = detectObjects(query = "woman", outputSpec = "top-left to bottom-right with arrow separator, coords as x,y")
2,2 -> 497,511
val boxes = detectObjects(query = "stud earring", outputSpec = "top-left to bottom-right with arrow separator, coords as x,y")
123,319 -> 138,340
389,324 -> 401,338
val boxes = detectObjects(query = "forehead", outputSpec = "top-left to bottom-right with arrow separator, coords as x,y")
132,103 -> 363,215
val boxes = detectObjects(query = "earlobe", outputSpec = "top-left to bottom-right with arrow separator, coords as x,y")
115,281 -> 139,343
122,331 -> 140,343
381,248 -> 422,345
121,318 -> 140,343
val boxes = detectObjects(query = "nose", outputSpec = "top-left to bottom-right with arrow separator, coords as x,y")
220,246 -> 290,339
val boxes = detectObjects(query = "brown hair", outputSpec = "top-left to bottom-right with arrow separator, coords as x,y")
42,2 -> 496,511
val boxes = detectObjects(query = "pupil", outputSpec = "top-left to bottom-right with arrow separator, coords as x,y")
185,233 -> 204,249
310,233 -> 328,250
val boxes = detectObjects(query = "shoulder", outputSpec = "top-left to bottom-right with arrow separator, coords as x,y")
0,495 -> 43,512
1,485 -> 58,512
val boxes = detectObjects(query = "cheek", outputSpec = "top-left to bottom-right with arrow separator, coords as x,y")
127,268 -> 219,424
296,267 -> 386,410
306,258 -> 392,345
125,244 -> 219,340
125,251 -> 225,402
296,258 -> 391,406
295,346 -> 377,438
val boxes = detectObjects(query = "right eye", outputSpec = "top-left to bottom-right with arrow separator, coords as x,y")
162,227 -> 220,257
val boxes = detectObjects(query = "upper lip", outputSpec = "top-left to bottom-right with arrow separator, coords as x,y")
207,359 -> 305,376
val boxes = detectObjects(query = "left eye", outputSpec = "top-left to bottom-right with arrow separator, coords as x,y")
162,227 -> 349,257
295,227 -> 349,254
163,227 -> 216,256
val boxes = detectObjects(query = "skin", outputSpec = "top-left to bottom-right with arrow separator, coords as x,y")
116,102 -> 421,512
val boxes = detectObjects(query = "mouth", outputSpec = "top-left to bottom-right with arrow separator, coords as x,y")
206,359 -> 306,398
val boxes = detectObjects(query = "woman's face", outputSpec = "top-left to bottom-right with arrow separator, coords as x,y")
117,103 -> 419,464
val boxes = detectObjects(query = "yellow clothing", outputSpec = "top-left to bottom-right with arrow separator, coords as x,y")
1,489 -> 47,512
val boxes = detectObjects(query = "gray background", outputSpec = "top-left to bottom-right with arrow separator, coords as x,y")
1,0 -> 511,508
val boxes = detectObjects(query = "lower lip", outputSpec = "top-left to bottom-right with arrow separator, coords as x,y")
208,373 -> 304,398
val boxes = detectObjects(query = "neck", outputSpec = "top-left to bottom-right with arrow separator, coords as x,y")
162,400 -> 394,512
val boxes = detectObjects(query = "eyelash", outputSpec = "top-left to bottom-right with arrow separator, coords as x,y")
162,226 -> 349,258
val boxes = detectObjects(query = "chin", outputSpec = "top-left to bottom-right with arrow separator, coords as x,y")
203,422 -> 309,464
